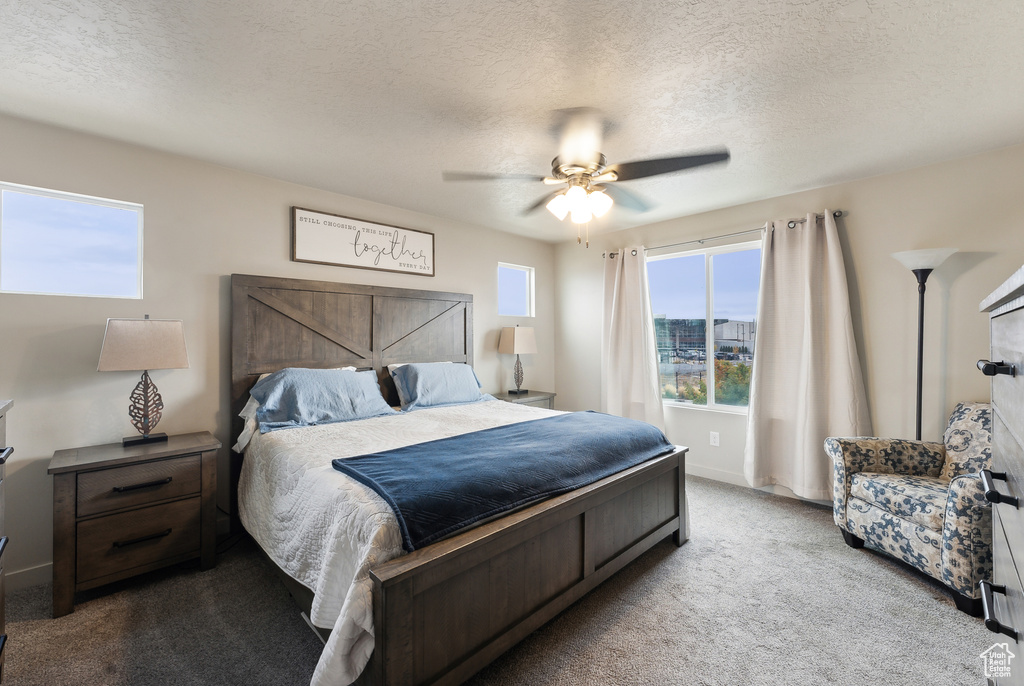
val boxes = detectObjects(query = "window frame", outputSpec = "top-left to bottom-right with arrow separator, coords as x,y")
0,180 -> 144,299
497,262 -> 535,318
647,238 -> 762,414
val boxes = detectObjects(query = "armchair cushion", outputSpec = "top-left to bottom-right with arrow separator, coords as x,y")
825,437 -> 945,529
849,473 -> 947,531
940,402 -> 992,481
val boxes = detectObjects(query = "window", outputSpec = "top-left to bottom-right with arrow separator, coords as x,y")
497,262 -> 534,317
647,240 -> 761,410
0,181 -> 142,298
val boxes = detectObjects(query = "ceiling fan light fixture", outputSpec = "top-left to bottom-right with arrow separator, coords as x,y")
588,189 -> 613,218
570,206 -> 593,224
564,184 -> 588,208
546,192 -> 569,221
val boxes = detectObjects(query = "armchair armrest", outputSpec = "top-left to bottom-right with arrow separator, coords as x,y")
824,437 -> 946,530
941,473 -> 993,598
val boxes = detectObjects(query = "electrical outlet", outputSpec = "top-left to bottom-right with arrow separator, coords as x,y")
710,431 -> 720,447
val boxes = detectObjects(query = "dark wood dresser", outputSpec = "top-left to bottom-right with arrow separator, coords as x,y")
48,431 -> 219,618
981,265 -> 1024,686
0,399 -> 10,682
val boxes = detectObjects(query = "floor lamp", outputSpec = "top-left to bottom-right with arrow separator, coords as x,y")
891,248 -> 957,440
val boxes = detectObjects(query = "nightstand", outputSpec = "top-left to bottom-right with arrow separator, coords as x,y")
498,390 -> 556,409
48,431 -> 220,618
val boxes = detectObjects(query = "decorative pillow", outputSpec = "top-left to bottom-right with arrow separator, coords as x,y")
391,362 -> 492,411
940,401 -> 992,481
250,367 -> 394,433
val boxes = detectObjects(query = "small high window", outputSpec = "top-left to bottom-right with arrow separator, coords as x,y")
0,182 -> 143,299
498,263 -> 534,317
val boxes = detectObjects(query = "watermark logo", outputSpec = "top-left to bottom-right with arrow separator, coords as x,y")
981,643 -> 1016,679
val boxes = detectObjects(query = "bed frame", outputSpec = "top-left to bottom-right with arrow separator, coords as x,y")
230,273 -> 688,686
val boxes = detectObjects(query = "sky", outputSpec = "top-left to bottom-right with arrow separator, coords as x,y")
647,247 -> 761,321
498,264 -> 531,316
1,189 -> 140,298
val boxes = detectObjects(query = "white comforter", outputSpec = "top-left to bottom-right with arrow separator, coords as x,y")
238,399 -> 561,686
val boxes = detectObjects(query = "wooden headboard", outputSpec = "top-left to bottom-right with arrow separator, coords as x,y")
230,273 -> 473,438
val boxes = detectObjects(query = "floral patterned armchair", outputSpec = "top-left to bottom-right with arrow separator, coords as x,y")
824,402 -> 992,615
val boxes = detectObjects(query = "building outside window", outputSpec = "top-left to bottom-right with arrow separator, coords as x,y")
646,239 -> 761,410
0,181 -> 143,299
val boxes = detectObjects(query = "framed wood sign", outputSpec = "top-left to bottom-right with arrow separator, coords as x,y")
291,206 -> 435,276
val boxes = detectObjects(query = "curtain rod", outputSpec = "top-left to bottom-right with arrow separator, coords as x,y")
604,210 -> 844,258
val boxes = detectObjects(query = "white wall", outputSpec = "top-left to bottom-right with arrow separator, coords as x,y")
0,113 -> 556,589
555,143 -> 1024,491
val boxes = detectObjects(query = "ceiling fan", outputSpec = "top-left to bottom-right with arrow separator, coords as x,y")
442,109 -> 730,245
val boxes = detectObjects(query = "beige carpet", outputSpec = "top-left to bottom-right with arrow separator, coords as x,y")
5,477 -> 991,685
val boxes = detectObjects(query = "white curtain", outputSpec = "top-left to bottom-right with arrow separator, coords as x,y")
743,212 -> 871,500
602,246 -> 666,431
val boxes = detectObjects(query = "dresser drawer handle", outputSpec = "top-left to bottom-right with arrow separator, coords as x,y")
112,529 -> 172,549
982,470 -> 1020,507
0,536 -> 8,560
981,580 -> 1020,640
978,359 -> 1017,377
112,476 -> 172,493
0,446 -> 12,464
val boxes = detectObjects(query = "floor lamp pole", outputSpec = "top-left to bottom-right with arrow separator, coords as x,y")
892,247 -> 956,442
912,268 -> 932,441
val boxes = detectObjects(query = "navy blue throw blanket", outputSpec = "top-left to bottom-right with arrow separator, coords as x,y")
332,411 -> 674,552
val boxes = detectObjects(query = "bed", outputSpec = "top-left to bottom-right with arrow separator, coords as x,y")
230,273 -> 689,686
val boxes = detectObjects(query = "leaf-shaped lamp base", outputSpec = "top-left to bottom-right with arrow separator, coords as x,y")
122,370 -> 169,447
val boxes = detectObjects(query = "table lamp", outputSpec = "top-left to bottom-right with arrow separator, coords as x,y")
97,315 -> 190,446
498,325 -> 537,395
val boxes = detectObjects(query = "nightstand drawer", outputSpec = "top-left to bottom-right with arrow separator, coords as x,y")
77,454 -> 201,517
518,397 -> 553,408
76,497 -> 201,584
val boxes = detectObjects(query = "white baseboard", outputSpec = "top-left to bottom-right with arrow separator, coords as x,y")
684,463 -> 830,507
7,562 -> 51,592
684,462 -> 749,487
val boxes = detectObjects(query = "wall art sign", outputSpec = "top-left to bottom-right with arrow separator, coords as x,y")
291,206 -> 435,277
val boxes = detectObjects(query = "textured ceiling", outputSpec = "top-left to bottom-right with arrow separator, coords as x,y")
1,0 -> 1022,242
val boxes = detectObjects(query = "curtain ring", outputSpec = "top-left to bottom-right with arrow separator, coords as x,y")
787,220 -> 797,229
631,249 -> 638,256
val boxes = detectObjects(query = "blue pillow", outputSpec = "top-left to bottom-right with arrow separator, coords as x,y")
251,368 -> 396,433
391,363 -> 493,411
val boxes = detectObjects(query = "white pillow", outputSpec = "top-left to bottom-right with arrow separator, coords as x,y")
232,366 -> 357,452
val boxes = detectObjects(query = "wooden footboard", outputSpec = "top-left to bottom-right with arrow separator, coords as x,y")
359,447 -> 688,686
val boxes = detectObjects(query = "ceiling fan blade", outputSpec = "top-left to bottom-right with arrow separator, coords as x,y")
599,184 -> 651,213
442,171 -> 546,182
522,190 -> 563,216
606,150 -> 730,181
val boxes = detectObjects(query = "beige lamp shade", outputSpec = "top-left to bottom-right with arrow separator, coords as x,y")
891,248 -> 958,271
97,318 -> 190,372
497,326 -> 537,355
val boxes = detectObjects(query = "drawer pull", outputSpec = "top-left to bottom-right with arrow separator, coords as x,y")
112,529 -> 172,549
0,446 -> 12,464
982,470 -> 1020,507
981,580 -> 1020,640
978,359 -> 1017,377
112,476 -> 172,493
0,536 -> 7,560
